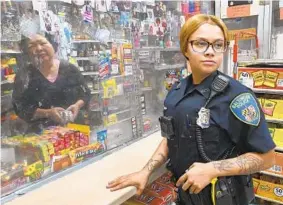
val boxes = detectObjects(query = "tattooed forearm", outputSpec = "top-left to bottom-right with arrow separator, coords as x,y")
235,155 -> 264,174
212,154 -> 265,175
144,153 -> 167,172
213,160 -> 234,172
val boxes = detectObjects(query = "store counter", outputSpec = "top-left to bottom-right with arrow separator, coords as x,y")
4,131 -> 165,205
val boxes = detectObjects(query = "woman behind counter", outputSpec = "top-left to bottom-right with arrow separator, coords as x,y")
12,34 -> 91,133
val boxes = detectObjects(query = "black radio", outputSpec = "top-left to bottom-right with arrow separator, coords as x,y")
159,116 -> 175,139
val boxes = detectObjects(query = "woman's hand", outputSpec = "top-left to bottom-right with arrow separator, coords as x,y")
47,107 -> 65,124
67,100 -> 84,120
67,104 -> 80,120
176,162 -> 216,194
107,171 -> 150,196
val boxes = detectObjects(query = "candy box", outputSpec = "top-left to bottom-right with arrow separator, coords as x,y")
155,172 -> 176,190
53,155 -> 72,172
123,189 -> 169,205
261,98 -> 283,119
145,181 -> 177,203
253,178 -> 283,202
68,142 -> 103,164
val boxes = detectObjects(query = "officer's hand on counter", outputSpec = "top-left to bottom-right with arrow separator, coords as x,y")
176,162 -> 216,194
106,170 -> 150,196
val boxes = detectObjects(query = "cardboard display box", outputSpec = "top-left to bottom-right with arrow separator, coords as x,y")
238,67 -> 283,90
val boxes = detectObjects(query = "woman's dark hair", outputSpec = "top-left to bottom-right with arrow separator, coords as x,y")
19,33 -> 58,68
19,32 -> 58,54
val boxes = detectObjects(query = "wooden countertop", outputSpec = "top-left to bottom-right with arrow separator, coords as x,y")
4,131 -> 165,205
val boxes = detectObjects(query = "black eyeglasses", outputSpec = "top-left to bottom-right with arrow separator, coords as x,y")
189,39 -> 229,53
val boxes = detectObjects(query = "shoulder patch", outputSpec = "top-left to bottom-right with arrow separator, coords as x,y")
230,93 -> 260,126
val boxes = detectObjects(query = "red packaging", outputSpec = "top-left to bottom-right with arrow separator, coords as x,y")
54,147 -> 60,153
131,190 -> 167,205
59,144 -> 65,150
50,138 -> 59,147
155,172 -> 176,189
146,181 -> 177,203
75,131 -> 80,137
65,143 -> 71,148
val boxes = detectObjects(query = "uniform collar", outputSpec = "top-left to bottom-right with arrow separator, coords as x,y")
195,71 -> 218,99
173,71 -> 218,106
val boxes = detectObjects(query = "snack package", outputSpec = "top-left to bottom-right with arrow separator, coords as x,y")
99,54 -> 110,79
251,70 -> 264,87
97,129 -> 108,151
263,70 -> 279,88
155,172 -> 176,190
123,189 -> 167,205
145,181 -> 177,203
68,142 -> 104,164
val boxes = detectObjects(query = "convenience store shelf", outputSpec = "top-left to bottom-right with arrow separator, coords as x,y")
155,63 -> 185,70
141,87 -> 153,91
106,117 -> 132,127
252,88 -> 283,95
81,72 -> 99,76
266,118 -> 283,124
0,50 -> 21,54
260,171 -> 283,179
71,40 -> 100,43
255,194 -> 283,204
1,80 -> 14,85
90,90 -> 100,94
74,57 -> 91,61
238,59 -> 283,66
135,47 -> 180,52
110,109 -> 131,116
1,39 -> 21,42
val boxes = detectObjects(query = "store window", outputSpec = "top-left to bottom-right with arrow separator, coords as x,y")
271,0 -> 283,59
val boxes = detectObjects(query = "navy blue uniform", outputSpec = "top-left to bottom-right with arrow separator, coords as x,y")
163,70 -> 276,205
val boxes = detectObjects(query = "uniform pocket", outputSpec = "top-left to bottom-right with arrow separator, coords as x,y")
202,125 -> 220,158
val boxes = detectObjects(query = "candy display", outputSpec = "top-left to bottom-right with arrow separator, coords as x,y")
253,174 -> 283,204
1,126 -> 104,195
123,172 -> 177,205
236,62 -> 283,204
238,67 -> 283,90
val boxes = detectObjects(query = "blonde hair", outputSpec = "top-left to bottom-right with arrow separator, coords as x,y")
179,14 -> 229,58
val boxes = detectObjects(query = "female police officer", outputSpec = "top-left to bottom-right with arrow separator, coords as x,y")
107,14 -> 275,205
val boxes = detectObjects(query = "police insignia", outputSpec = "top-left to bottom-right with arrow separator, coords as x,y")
230,93 -> 260,126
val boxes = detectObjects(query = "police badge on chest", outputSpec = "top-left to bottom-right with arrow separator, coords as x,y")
197,107 -> 210,129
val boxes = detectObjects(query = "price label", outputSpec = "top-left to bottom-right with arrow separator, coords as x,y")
269,165 -> 282,173
125,65 -> 133,76
274,187 -> 283,197
111,64 -> 119,74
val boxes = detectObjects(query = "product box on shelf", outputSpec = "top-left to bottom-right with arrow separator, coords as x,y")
270,128 -> 283,148
265,152 -> 283,176
122,189 -> 168,205
52,155 -> 72,173
1,126 -> 94,175
123,172 -> 177,205
238,67 -> 283,90
253,177 -> 283,203
68,142 -> 104,164
145,181 -> 177,203
154,172 -> 176,190
258,97 -> 283,120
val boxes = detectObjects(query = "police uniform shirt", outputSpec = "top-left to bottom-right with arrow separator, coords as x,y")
163,70 -> 276,179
